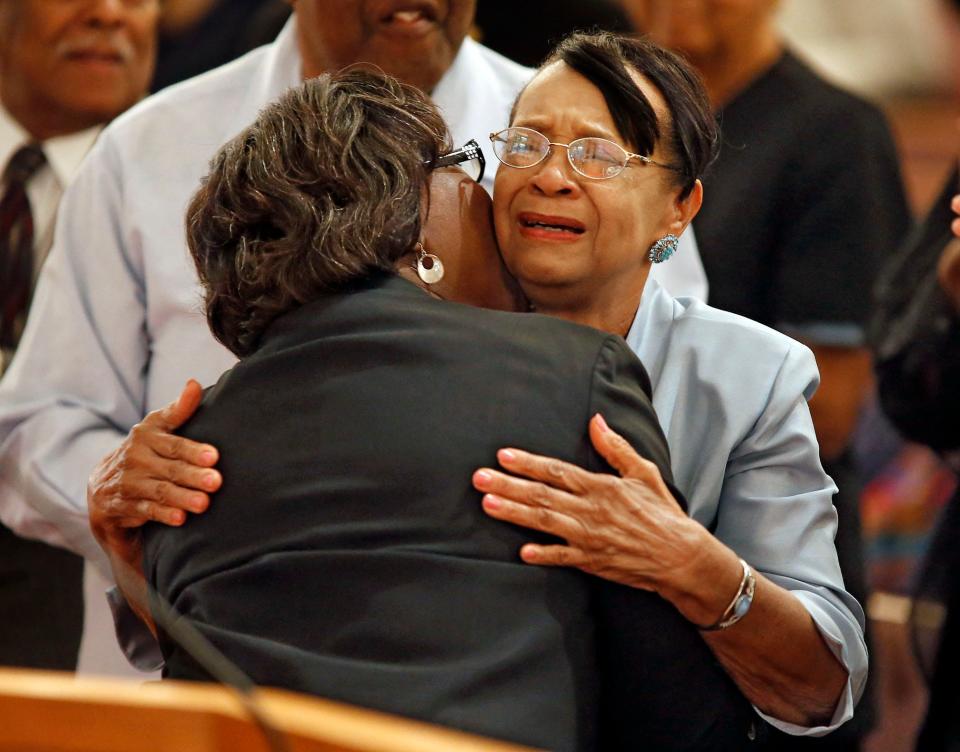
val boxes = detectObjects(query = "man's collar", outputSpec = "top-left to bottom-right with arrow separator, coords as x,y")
264,13 -> 302,94
239,14 -> 302,125
42,127 -> 100,186
0,99 -> 100,186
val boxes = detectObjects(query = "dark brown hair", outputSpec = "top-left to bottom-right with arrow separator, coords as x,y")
186,70 -> 449,357
527,31 -> 718,198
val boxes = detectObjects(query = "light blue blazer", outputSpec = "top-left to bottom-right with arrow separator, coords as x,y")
626,278 -> 867,737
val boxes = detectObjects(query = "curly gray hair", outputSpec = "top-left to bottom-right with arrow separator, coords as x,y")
186,69 -> 450,357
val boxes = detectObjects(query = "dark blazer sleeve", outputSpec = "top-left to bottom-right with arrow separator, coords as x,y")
586,336 -> 683,504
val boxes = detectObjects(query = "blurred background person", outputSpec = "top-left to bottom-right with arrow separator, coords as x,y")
872,165 -> 960,752
784,1 -> 960,750
870,3 -> 960,744
0,0 -> 158,672
776,0 -> 952,99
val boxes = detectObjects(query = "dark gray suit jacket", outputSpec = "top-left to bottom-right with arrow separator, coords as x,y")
143,273 -> 717,750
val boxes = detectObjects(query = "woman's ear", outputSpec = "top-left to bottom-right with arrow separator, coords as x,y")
667,179 -> 703,237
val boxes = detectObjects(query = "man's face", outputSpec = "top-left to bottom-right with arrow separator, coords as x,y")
622,0 -> 778,61
0,0 -> 159,140
293,0 -> 476,93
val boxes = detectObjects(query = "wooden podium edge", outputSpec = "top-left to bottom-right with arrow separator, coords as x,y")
0,668 -> 539,752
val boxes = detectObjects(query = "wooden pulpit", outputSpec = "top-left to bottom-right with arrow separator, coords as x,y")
0,668 -> 538,752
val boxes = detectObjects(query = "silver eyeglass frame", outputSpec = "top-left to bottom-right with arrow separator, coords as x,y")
489,127 -> 679,180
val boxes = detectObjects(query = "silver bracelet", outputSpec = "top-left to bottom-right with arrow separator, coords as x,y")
699,558 -> 756,632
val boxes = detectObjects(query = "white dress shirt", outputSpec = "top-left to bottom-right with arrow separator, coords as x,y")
628,278 -> 868,736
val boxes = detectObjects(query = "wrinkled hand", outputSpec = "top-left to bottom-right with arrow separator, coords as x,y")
88,379 -> 220,557
472,413 -> 704,596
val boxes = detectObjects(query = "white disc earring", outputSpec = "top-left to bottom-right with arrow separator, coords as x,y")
416,242 -> 445,284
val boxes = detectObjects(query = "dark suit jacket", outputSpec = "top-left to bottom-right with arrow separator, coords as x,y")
143,273 -> 676,750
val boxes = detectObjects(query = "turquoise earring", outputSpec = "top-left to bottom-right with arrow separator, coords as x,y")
648,234 -> 680,264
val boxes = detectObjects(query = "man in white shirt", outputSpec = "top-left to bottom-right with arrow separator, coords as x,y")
0,0 -> 158,671
0,0 -> 706,675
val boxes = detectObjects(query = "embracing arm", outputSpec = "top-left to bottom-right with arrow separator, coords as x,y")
475,417 -> 847,727
662,517 -> 848,726
0,134 -> 222,576
87,378 -> 221,647
473,339 -> 859,730
88,380 -> 215,595
705,341 -> 865,730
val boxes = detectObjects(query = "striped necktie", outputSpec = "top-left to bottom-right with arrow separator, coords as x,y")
0,144 -> 46,349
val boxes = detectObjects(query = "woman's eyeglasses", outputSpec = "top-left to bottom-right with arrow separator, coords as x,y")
489,127 -> 678,181
432,139 -> 485,183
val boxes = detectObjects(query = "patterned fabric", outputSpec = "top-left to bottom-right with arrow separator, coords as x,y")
0,144 -> 46,349
861,442 -> 956,595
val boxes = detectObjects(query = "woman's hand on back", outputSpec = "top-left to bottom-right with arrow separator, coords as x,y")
87,379 -> 221,554
472,413 -> 739,628
473,414 -> 848,725
87,379 -> 219,634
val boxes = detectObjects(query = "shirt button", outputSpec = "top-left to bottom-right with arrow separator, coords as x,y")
747,722 -> 757,741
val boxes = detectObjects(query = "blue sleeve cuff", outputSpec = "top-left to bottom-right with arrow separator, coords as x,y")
751,588 -> 868,736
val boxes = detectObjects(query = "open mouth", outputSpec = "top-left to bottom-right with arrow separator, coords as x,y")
518,213 -> 587,236
389,9 -> 427,22
380,3 -> 438,28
